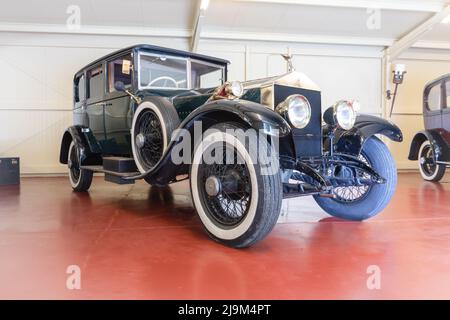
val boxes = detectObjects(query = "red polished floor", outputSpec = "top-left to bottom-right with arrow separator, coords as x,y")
0,172 -> 450,299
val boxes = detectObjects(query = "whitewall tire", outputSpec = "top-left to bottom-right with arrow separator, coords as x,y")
68,141 -> 93,192
418,140 -> 446,182
131,97 -> 180,184
189,122 -> 282,248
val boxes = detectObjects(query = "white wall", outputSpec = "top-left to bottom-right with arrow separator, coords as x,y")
388,48 -> 450,169
0,31 -> 447,174
0,32 -> 189,174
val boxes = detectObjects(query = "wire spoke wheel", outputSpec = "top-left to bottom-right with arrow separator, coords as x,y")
314,137 -> 397,221
418,140 -> 446,182
190,122 -> 282,247
197,143 -> 252,227
134,109 -> 164,170
420,144 -> 437,176
333,153 -> 371,203
69,144 -> 81,182
67,141 -> 93,192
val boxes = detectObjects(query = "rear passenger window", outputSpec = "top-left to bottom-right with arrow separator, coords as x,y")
108,54 -> 132,92
87,66 -> 104,100
446,80 -> 450,108
74,74 -> 85,102
427,83 -> 441,111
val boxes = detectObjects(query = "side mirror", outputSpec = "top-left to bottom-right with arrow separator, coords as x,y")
114,81 -> 126,92
114,81 -> 142,105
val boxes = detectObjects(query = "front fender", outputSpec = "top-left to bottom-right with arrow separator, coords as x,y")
127,99 -> 291,185
408,129 -> 450,162
180,99 -> 291,137
59,125 -> 102,165
334,114 -> 403,155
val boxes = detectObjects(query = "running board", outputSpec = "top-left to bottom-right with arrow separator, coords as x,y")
81,157 -> 139,185
80,165 -> 139,184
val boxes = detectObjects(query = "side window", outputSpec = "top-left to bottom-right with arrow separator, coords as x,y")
108,54 -> 132,92
426,83 -> 442,112
74,74 -> 85,102
446,80 -> 450,109
87,66 -> 104,100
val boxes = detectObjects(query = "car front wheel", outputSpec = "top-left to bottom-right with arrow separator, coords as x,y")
418,140 -> 446,182
189,123 -> 282,248
313,136 -> 397,221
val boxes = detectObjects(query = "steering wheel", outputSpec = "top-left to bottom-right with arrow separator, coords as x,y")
148,76 -> 178,88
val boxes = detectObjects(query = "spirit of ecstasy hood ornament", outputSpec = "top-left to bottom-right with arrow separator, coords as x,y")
281,53 -> 295,72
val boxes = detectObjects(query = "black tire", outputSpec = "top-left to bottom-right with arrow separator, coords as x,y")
189,122 -> 282,248
68,142 -> 93,192
418,140 -> 446,182
131,97 -> 180,185
313,136 -> 397,221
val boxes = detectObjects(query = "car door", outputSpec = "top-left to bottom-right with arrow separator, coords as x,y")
442,79 -> 450,146
424,81 -> 443,130
86,64 -> 106,146
103,53 -> 133,156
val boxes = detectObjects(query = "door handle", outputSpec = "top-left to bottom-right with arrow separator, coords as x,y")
91,102 -> 112,107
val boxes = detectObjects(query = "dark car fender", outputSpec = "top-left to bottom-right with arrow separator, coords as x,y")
59,125 -> 102,166
183,99 -> 292,137
127,99 -> 291,185
333,114 -> 403,155
408,129 -> 450,162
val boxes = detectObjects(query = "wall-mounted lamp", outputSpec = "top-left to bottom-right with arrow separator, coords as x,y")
386,64 -> 406,117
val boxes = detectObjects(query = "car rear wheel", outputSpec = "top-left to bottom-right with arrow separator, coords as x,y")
68,142 -> 93,192
418,140 -> 445,182
313,137 -> 397,221
189,123 -> 282,248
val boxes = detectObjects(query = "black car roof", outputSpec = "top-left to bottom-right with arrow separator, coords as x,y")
75,44 -> 230,76
424,73 -> 450,89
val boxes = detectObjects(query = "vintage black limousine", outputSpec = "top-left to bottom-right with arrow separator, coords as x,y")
409,74 -> 450,181
60,44 -> 402,248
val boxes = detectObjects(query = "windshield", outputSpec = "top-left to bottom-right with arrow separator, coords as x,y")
138,52 -> 225,90
191,60 -> 224,89
139,53 -> 188,89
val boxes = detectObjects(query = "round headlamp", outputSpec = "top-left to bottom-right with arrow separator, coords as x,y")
335,100 -> 357,130
324,100 -> 358,130
276,95 -> 311,129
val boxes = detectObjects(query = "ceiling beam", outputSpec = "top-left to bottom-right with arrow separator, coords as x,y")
191,0 -> 208,52
0,22 -> 191,38
235,0 -> 446,12
202,30 -> 393,46
4,21 -> 448,51
387,4 -> 450,61
413,40 -> 450,50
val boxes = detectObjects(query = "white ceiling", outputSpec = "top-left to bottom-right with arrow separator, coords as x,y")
205,1 -> 431,38
0,0 -> 449,47
0,0 -> 197,28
